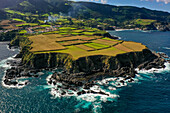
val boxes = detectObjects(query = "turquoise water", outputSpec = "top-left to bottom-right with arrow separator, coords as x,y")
0,31 -> 170,113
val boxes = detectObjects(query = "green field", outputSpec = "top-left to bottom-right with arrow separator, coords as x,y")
27,29 -> 147,60
19,30 -> 27,34
13,18 -> 26,23
84,43 -> 110,50
135,19 -> 156,25
5,9 -> 25,16
40,25 -> 51,27
16,23 -> 38,27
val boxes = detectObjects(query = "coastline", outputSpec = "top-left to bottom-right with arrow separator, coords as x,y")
1,34 -> 168,89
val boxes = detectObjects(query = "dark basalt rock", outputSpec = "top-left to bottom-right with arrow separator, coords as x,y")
4,48 -> 168,91
4,79 -> 18,86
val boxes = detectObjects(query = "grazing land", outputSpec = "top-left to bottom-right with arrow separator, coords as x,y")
135,19 -> 156,26
27,29 -> 147,60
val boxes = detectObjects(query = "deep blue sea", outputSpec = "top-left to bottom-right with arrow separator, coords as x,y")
0,31 -> 170,113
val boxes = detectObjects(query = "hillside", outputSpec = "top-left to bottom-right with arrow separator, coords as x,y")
1,0 -> 170,22
0,0 -> 169,31
5,27 -> 166,88
72,2 -> 170,22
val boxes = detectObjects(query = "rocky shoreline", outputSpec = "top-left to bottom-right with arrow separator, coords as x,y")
3,49 -> 168,92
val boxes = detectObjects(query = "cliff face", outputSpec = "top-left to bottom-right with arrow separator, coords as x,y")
20,48 -> 164,78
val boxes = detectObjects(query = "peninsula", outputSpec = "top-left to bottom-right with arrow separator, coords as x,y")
4,27 -> 166,91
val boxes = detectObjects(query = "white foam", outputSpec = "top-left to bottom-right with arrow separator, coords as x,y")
136,62 -> 170,74
1,77 -> 28,89
115,29 -> 134,31
0,54 -> 20,69
162,47 -> 170,50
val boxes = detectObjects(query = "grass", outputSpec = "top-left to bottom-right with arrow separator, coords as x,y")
92,39 -> 118,46
40,25 -> 51,27
19,1 -> 32,7
42,14 -> 49,17
72,30 -> 84,33
5,9 -> 25,16
60,40 -> 88,46
13,18 -> 26,23
135,19 -> 156,25
59,27 -> 77,30
82,32 -> 95,36
28,34 -> 66,52
27,29 -> 147,60
114,44 -> 133,52
19,30 -> 27,34
102,37 -> 122,42
75,45 -> 95,51
16,23 -> 38,27
84,43 -> 110,50
38,20 -> 44,24
122,41 -> 147,51
71,32 -> 83,35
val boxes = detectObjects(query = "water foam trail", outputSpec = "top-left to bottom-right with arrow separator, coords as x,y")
1,73 -> 28,89
0,54 -> 28,89
0,54 -> 19,69
46,61 -> 170,112
46,74 -> 139,112
162,47 -> 170,50
136,62 -> 170,74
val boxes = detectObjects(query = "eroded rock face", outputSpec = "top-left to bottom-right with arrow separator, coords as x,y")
4,47 -> 166,88
24,49 -> 164,75
18,49 -> 164,86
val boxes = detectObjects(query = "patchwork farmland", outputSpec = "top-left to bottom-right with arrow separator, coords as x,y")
28,28 -> 147,60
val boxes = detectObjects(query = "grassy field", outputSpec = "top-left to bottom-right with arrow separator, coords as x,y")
84,43 -> 110,50
122,41 -> 147,51
60,40 -> 88,46
19,30 -> 27,34
75,45 -> 95,51
40,25 -> 51,27
13,18 -> 26,23
5,9 -> 25,16
114,44 -> 133,52
16,23 -> 38,27
92,39 -> 119,46
28,34 -> 66,52
27,28 -> 147,60
135,19 -> 156,25
0,20 -> 21,29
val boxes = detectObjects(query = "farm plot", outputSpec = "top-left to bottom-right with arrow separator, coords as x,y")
56,36 -> 81,42
75,44 -> 95,51
114,44 -> 133,52
102,37 -> 122,42
29,33 -> 147,60
60,40 -> 88,46
84,43 -> 110,50
92,39 -> 119,46
28,34 -> 66,52
122,41 -> 147,51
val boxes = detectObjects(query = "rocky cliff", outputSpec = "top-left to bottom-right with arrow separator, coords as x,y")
20,48 -> 165,77
5,35 -> 166,88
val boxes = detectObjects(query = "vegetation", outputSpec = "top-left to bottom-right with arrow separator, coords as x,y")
21,27 -> 147,60
135,19 -> 156,26
40,25 -> 51,27
0,30 -> 18,41
13,18 -> 26,23
19,30 -> 27,34
84,43 -> 110,50
0,0 -> 170,43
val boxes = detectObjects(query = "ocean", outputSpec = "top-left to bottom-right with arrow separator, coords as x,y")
0,30 -> 170,113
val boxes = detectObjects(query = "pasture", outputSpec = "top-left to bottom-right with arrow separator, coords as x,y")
28,31 -> 147,60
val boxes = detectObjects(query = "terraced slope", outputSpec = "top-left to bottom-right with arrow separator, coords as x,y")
28,33 -> 147,60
